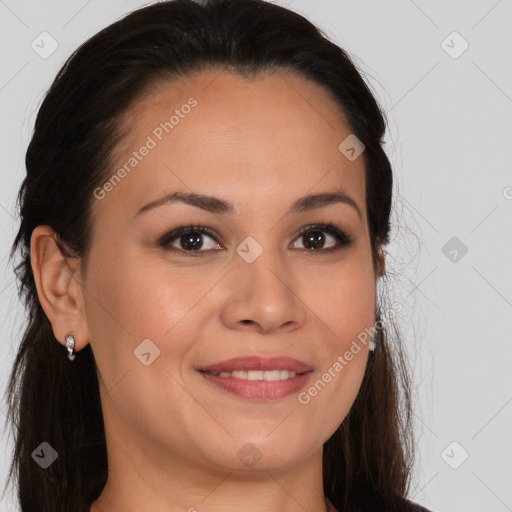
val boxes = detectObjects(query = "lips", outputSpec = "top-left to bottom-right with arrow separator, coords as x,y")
197,356 -> 314,400
197,356 -> 313,374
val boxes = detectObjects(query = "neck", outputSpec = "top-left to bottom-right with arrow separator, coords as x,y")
92,496 -> 336,512
90,425 -> 332,512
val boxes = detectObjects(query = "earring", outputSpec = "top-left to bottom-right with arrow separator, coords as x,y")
65,334 -> 76,361
369,336 -> 376,353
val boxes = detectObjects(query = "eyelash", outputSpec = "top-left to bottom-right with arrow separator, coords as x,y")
158,223 -> 353,255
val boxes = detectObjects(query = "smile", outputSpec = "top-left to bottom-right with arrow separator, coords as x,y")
206,369 -> 297,380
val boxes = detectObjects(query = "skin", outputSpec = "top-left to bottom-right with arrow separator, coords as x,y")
31,69 -> 384,512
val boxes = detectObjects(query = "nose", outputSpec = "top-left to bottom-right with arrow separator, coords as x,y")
219,247 -> 306,335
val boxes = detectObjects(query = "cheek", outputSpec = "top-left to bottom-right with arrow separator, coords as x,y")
294,259 -> 375,426
82,241 -> 233,395
85,245 -> 210,337
82,247 -> 196,385
302,256 -> 377,341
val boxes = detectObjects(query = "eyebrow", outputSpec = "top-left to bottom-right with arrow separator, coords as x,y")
134,190 -> 362,219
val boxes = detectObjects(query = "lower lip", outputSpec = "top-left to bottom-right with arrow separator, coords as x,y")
199,371 -> 312,400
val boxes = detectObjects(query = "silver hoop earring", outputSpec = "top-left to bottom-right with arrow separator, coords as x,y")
65,334 -> 76,361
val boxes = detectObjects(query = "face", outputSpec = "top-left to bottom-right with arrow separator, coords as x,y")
82,69 -> 378,474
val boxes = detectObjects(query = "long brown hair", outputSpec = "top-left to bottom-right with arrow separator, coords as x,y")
4,1 -> 413,510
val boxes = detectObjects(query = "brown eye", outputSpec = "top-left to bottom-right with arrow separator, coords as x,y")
290,224 -> 352,252
158,222 -> 352,256
159,225 -> 223,253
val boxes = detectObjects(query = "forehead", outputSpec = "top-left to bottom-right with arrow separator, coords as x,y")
95,69 -> 366,220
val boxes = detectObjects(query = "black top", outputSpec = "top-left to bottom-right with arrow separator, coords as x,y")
408,502 -> 432,512
326,496 -> 433,511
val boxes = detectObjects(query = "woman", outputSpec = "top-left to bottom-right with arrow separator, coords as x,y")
5,0 -> 432,511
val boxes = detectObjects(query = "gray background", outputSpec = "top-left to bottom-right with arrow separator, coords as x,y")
1,1 -> 511,511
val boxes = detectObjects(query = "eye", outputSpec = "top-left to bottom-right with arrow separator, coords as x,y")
158,222 -> 352,255
290,223 -> 352,252
158,225 -> 223,253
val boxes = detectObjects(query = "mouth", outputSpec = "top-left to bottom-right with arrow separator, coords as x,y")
197,356 -> 314,400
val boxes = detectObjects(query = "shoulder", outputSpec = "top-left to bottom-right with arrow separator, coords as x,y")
326,495 -> 433,512
404,499 -> 433,512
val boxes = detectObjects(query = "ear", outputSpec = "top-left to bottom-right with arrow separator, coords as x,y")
375,246 -> 386,278
30,226 -> 89,352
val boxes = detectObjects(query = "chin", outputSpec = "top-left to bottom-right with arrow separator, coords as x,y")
202,431 -> 322,474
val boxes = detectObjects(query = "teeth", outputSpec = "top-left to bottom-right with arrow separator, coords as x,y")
209,369 -> 297,380
280,370 -> 291,380
264,370 -> 281,381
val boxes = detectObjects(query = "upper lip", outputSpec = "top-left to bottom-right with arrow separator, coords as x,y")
198,356 -> 314,374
